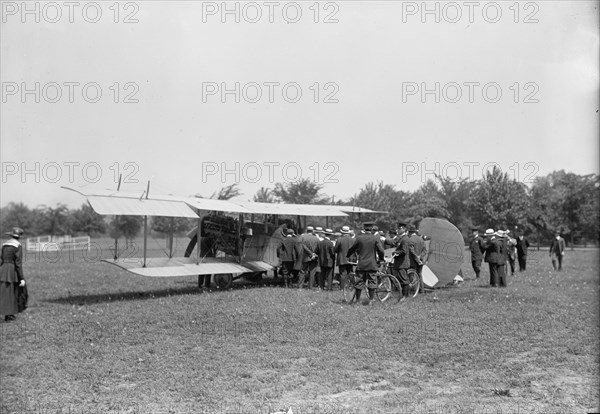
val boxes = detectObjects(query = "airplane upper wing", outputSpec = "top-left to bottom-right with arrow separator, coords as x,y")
62,187 -> 198,218
233,201 -> 348,217
63,187 -> 381,217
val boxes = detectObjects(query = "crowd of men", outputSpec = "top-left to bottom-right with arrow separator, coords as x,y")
469,227 -> 566,287
276,221 -> 429,305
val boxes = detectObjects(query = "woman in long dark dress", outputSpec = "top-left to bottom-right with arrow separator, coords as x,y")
0,227 -> 26,322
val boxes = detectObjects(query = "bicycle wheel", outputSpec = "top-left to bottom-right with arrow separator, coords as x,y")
343,272 -> 357,303
376,274 -> 402,303
406,269 -> 420,298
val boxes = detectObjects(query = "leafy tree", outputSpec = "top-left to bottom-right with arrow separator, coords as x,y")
468,166 -> 530,231
0,202 -> 38,236
349,181 -> 410,229
211,183 -> 241,200
151,216 -> 192,235
35,204 -> 71,236
272,178 -> 329,204
530,171 -> 600,245
436,175 -> 476,237
407,180 -> 450,220
253,187 -> 275,203
70,203 -> 107,236
109,216 -> 142,242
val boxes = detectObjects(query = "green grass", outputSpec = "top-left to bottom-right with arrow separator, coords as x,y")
1,247 -> 598,413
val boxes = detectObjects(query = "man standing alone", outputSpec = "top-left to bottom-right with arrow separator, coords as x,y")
550,231 -> 566,271
469,228 -> 485,279
516,232 -> 530,272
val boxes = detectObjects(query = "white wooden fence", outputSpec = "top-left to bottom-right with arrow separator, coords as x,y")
26,235 -> 91,252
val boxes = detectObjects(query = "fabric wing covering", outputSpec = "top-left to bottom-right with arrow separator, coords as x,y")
234,201 -> 348,216
418,217 -> 464,287
104,257 -> 273,277
87,195 -> 198,217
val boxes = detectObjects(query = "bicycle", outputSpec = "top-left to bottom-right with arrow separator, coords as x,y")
342,261 -> 402,304
384,254 -> 421,299
405,268 -> 420,298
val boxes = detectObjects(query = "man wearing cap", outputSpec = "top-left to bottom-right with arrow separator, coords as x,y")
550,231 -> 566,271
317,229 -> 335,290
335,225 -> 356,292
277,229 -> 297,288
346,222 -> 384,305
469,228 -> 486,279
383,229 -> 398,248
516,232 -> 530,271
0,227 -> 27,322
298,226 -> 320,289
391,222 -> 413,300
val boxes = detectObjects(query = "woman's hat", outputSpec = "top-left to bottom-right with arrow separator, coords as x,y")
6,227 -> 24,238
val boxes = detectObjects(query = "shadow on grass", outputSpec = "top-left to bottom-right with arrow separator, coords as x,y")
46,278 -> 289,305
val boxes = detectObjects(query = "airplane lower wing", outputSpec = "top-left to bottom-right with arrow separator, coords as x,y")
102,257 -> 273,277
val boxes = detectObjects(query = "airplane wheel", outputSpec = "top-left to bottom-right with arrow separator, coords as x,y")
214,273 -> 233,289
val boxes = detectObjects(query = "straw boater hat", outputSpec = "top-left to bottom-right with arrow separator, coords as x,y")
5,227 -> 24,239
306,226 -> 314,232
341,225 -> 351,234
325,228 -> 333,235
484,229 -> 495,236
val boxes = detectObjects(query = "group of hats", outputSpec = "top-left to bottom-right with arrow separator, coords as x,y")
484,228 -> 510,237
307,226 -> 333,235
316,227 -> 334,235
5,227 -> 24,238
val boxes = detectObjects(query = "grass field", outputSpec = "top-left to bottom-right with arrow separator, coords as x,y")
1,241 -> 598,413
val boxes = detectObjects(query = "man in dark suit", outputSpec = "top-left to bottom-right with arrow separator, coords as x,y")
346,222 -> 384,305
408,224 -> 425,292
550,231 -> 566,271
277,229 -> 297,288
335,225 -> 355,292
495,230 -> 508,287
317,229 -> 335,290
391,222 -> 413,300
483,229 -> 498,286
504,229 -> 517,276
298,226 -> 320,289
469,228 -> 485,279
516,232 -> 530,271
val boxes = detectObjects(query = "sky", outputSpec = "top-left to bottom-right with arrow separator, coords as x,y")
1,0 -> 598,209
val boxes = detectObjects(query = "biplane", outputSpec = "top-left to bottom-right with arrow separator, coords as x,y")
62,185 -> 383,289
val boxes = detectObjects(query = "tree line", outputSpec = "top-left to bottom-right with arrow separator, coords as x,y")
1,168 -> 598,246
